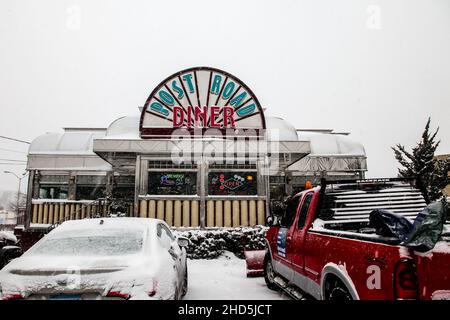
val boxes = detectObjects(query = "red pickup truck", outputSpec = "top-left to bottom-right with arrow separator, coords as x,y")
263,178 -> 450,300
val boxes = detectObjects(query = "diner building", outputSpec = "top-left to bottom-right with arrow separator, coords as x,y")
25,67 -> 367,229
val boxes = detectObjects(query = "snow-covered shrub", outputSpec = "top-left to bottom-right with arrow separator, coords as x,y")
173,226 -> 267,259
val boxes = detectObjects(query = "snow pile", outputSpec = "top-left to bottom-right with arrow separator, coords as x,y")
173,227 -> 267,259
0,231 -> 17,244
185,251 -> 289,300
431,290 -> 450,300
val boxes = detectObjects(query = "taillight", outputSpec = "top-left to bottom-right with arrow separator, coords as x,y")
106,291 -> 130,300
148,279 -> 157,297
2,293 -> 24,300
394,259 -> 418,300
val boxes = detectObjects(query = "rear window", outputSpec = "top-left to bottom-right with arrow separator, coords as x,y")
30,230 -> 144,256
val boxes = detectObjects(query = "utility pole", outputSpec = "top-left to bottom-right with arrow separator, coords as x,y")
3,171 -> 28,223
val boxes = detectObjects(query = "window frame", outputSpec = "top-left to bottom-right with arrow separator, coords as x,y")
38,184 -> 69,200
157,223 -> 175,250
297,192 -> 314,229
279,195 -> 302,228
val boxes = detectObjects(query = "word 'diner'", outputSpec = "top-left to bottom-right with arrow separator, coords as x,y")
173,106 -> 235,128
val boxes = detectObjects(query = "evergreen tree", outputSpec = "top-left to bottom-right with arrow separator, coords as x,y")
392,117 -> 450,202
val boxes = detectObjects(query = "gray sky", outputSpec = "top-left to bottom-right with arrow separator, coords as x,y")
1,0 -> 449,192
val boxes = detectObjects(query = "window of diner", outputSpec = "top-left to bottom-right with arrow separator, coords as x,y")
147,172 -> 197,195
76,185 -> 106,200
208,172 -> 257,196
38,185 -> 69,200
113,175 -> 135,199
75,175 -> 107,200
112,186 -> 135,199
38,175 -> 69,199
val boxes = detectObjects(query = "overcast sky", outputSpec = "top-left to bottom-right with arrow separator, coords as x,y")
1,0 -> 449,192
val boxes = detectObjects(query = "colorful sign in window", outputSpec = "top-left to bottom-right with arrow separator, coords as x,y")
208,172 -> 257,196
148,172 -> 197,195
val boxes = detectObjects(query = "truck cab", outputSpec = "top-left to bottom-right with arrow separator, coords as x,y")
265,188 -> 323,298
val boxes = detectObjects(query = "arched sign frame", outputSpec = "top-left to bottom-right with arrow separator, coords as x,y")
139,66 -> 266,138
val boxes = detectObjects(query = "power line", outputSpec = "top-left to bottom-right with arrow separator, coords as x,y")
0,135 -> 30,144
0,158 -> 27,163
0,148 -> 27,154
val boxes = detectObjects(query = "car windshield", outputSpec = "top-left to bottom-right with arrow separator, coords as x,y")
30,230 -> 144,256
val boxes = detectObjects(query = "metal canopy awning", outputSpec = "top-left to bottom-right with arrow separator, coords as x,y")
93,138 -> 311,171
27,154 -> 112,172
27,129 -> 112,173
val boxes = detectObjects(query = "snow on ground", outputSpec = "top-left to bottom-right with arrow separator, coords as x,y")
185,251 -> 290,300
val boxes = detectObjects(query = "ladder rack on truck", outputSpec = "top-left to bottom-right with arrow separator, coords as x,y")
316,178 -> 428,229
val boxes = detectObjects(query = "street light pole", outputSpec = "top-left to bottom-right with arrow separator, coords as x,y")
3,171 -> 28,222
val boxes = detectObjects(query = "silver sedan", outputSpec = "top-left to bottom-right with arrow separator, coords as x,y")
0,218 -> 189,300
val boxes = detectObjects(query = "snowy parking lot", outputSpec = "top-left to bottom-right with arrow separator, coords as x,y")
185,252 -> 290,300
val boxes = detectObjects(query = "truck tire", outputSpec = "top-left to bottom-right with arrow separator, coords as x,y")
264,253 -> 278,291
325,276 -> 353,301
181,266 -> 188,297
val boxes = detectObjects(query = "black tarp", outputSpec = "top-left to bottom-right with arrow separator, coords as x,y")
403,199 -> 448,252
369,199 -> 449,252
369,209 -> 413,242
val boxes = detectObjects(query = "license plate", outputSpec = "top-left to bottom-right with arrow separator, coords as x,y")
49,294 -> 82,300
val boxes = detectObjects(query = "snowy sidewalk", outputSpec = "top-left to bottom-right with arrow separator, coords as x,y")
184,252 -> 290,300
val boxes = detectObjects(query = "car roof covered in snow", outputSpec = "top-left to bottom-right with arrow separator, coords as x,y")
49,218 -> 162,236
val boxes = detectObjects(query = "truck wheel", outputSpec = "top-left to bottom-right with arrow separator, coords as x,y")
326,277 -> 352,301
264,253 -> 278,291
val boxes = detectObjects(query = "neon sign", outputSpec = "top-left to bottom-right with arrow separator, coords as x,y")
139,67 -> 266,137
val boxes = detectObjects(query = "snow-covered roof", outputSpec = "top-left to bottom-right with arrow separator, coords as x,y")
29,128 -> 107,155
26,114 -> 366,173
104,115 -> 140,140
102,115 -> 302,142
265,117 -> 298,141
288,130 -> 367,173
27,128 -> 112,171
297,131 -> 365,156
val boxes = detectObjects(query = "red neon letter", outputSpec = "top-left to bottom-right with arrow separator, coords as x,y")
223,107 -> 235,128
173,106 -> 184,127
210,106 -> 220,128
194,106 -> 208,127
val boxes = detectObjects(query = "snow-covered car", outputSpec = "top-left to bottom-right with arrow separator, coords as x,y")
0,218 -> 189,300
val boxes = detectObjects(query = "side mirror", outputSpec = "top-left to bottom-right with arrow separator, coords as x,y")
177,236 -> 190,248
0,246 -> 23,268
266,216 -> 278,226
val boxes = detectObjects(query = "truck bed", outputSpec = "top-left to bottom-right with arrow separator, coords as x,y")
311,179 -> 449,245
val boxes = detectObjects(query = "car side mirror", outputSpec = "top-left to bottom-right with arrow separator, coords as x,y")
266,216 -> 278,226
0,245 -> 23,268
177,236 -> 189,248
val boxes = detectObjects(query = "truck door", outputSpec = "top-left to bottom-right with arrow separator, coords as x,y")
273,195 -> 301,282
289,192 -> 314,277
